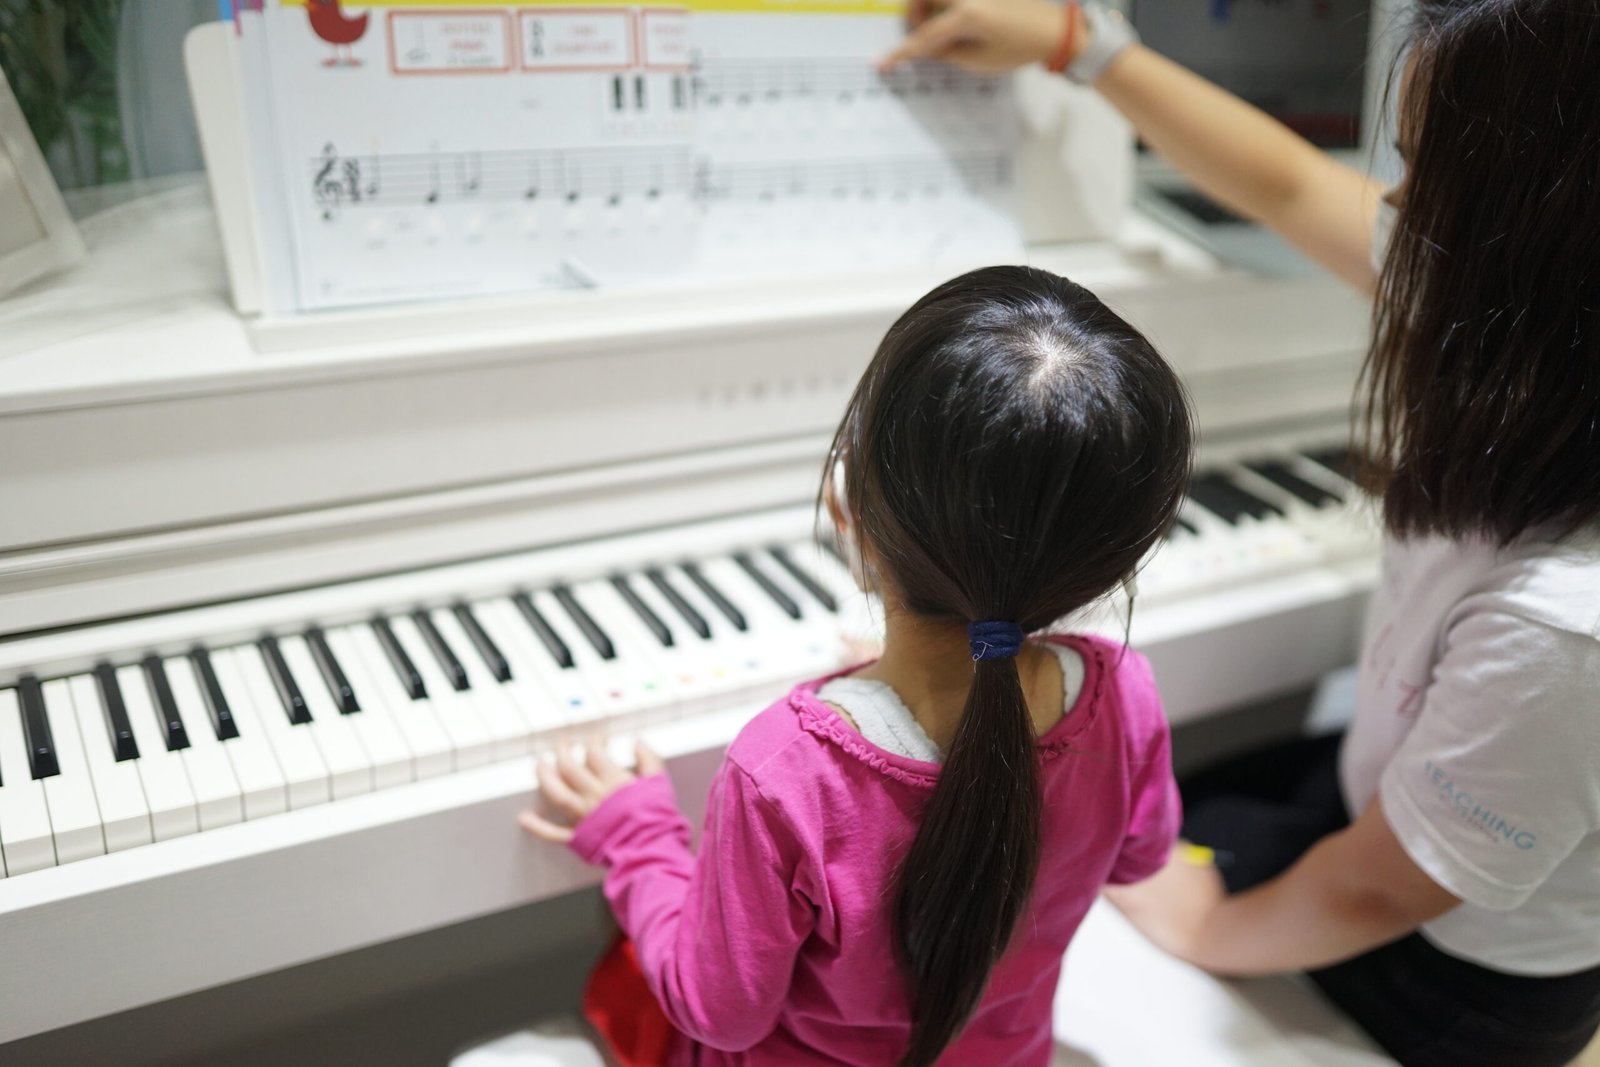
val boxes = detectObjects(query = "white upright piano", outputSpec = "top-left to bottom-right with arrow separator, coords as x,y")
0,147 -> 1377,1054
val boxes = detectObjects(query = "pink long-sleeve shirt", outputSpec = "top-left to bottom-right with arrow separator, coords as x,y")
569,635 -> 1180,1066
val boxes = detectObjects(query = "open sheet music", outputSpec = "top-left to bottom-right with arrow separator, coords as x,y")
234,0 -> 1020,313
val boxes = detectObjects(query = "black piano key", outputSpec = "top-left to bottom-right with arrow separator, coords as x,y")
17,675 -> 59,779
611,575 -> 673,648
141,655 -> 191,750
259,636 -> 313,725
682,563 -> 747,632
411,611 -> 471,691
1196,476 -> 1267,524
92,661 -> 140,761
769,546 -> 838,612
1222,476 -> 1286,518
1175,516 -> 1198,536
452,604 -> 512,683
1245,460 -> 1342,508
188,647 -> 239,740
305,627 -> 360,713
372,617 -> 428,700
645,568 -> 710,640
513,593 -> 574,669
552,586 -> 616,661
1303,446 -> 1357,482
734,552 -> 801,619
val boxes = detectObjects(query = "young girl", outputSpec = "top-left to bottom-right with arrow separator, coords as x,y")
521,265 -> 1193,1066
888,2 -> 1600,1064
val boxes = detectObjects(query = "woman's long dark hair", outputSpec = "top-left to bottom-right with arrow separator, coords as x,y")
1363,0 -> 1600,543
826,266 -> 1191,1066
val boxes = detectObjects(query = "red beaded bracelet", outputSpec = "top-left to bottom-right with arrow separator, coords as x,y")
1046,2 -> 1082,75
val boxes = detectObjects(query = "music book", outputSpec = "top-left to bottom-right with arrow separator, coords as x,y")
224,0 -> 1021,312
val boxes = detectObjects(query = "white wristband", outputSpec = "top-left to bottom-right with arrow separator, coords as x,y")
1064,3 -> 1139,86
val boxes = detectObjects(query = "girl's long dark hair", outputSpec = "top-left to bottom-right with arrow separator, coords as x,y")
827,267 -> 1191,1066
1363,0 -> 1600,543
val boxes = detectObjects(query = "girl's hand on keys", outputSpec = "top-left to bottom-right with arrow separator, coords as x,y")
880,0 -> 1077,74
519,736 -> 665,843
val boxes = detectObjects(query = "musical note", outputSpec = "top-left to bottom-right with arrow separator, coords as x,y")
424,152 -> 441,205
459,152 -> 482,199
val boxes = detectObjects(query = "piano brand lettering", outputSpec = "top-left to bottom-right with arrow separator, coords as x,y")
1423,761 -> 1537,850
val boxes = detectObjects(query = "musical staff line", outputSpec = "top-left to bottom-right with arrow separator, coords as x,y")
688,57 -> 1003,106
702,152 -> 1012,202
309,144 -> 697,217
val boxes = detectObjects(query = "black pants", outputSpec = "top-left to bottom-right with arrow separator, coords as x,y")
1182,733 -> 1600,1067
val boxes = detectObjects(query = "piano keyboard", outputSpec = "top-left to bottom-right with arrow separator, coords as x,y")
0,444 -> 1370,879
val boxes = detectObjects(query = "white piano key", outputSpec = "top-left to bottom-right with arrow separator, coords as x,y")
699,557 -> 840,679
37,679 -> 106,864
335,625 -> 453,779
428,609 -> 533,758
187,654 -> 288,820
786,541 -> 880,648
116,665 -> 199,842
564,582 -> 676,710
277,636 -> 374,799
528,588 -> 643,718
309,631 -> 413,791
65,675 -> 151,853
152,660 -> 243,831
659,564 -> 779,687
219,647 -> 330,810
0,688 -> 55,874
385,615 -> 494,770
472,600 -> 588,732
575,580 -> 701,711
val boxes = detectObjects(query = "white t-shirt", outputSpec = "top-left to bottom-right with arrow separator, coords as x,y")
1342,526 -> 1600,975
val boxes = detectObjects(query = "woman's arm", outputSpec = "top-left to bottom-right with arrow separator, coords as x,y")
883,0 -> 1385,292
1108,797 -> 1460,975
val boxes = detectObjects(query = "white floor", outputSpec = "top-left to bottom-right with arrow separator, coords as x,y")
1055,901 -> 1391,1067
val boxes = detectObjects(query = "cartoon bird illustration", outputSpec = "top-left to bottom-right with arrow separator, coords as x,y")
306,0 -> 369,67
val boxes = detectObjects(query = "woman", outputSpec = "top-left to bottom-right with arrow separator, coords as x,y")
886,2 -> 1600,1065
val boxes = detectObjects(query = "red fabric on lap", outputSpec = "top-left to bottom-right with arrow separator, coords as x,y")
583,934 -> 676,1067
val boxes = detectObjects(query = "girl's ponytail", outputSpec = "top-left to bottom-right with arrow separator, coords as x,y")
895,624 -> 1042,1067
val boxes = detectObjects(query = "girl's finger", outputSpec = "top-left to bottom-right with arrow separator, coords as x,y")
538,758 -> 591,817
518,809 -> 576,844
636,741 -> 665,777
556,743 -> 605,795
585,734 -> 627,784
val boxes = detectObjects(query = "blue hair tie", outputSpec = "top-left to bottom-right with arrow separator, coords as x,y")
968,620 -> 1024,661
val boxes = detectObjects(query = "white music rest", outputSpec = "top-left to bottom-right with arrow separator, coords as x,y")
1056,900 -> 1392,1066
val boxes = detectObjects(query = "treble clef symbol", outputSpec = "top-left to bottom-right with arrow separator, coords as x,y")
314,143 -> 344,220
